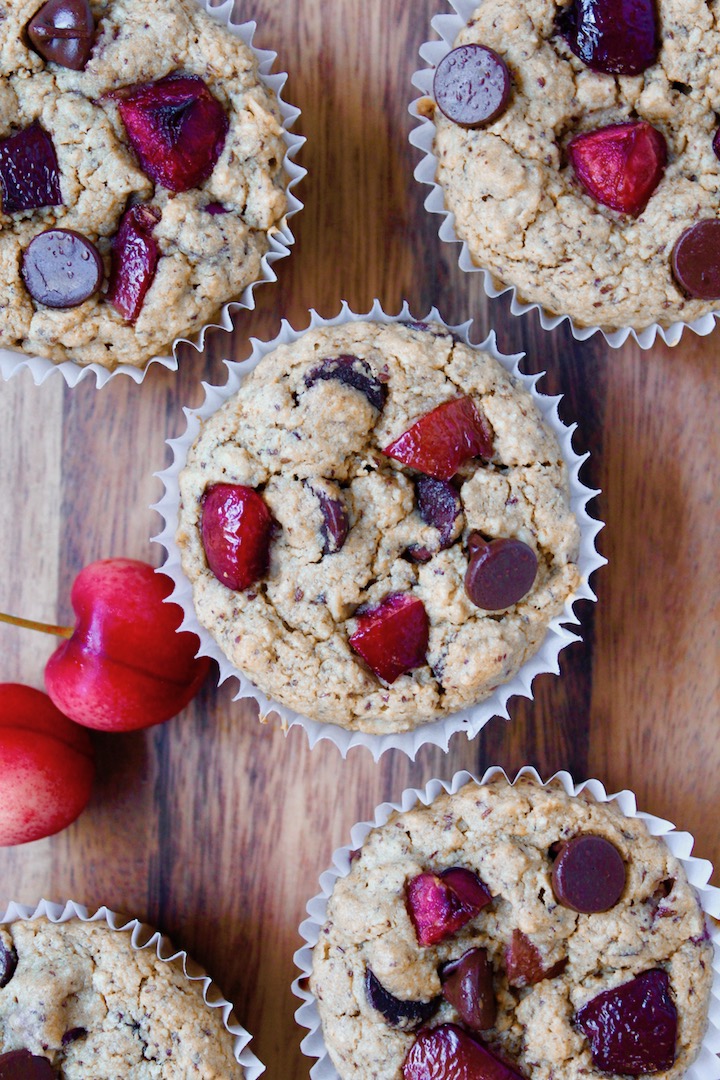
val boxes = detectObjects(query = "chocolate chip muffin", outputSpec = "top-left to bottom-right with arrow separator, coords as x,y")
175,319 -> 583,735
0,0 -> 289,370
310,776 -> 715,1080
0,916 -> 244,1078
418,0 -> 720,334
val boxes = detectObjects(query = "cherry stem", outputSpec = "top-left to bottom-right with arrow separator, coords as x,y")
0,612 -> 73,639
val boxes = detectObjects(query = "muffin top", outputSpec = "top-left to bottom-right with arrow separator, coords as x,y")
311,778 -> 714,1080
176,320 -> 581,734
0,0 -> 287,370
0,917 -> 244,1078
425,0 -> 720,333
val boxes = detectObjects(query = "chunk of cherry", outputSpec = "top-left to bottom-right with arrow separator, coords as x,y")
106,203 -> 161,322
384,396 -> 493,481
551,834 -> 626,913
114,75 -> 229,192
557,0 -> 659,76
349,594 -> 428,684
365,967 -> 440,1030
27,0 -> 95,71
568,121 -> 666,216
575,969 -> 677,1075
0,122 -> 61,214
464,534 -> 537,611
505,930 -> 567,987
441,947 -> 497,1030
406,867 -> 492,946
304,355 -> 388,412
403,1024 -> 526,1080
201,483 -> 274,592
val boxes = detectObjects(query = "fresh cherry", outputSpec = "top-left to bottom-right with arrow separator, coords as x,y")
384,397 -> 493,480
433,44 -> 511,128
551,834 -> 626,913
464,534 -> 538,610
575,969 -> 677,1075
406,867 -> 492,946
0,1051 -> 57,1080
106,204 -> 161,323
27,0 -> 95,71
568,121 -> 667,216
304,355 -> 388,412
365,968 -> 441,1030
114,75 -> 229,192
441,947 -> 496,1030
671,220 -> 720,300
349,594 -> 429,684
22,229 -> 103,309
505,930 -> 567,987
0,684 -> 94,845
201,484 -> 274,592
0,122 -> 61,215
403,1024 -> 526,1080
557,0 -> 659,76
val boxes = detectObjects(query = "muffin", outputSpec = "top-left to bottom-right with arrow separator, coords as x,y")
414,0 -> 720,340
174,317 -> 585,737
0,0 -> 294,373
0,908 -> 257,1078
307,773 -> 717,1080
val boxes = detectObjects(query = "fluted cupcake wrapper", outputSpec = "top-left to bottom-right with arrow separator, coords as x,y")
292,765 -> 720,1079
409,0 -> 719,350
153,298 -> 605,760
0,898 -> 264,1077
0,0 -> 305,388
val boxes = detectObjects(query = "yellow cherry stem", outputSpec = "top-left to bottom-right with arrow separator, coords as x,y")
0,612 -> 73,639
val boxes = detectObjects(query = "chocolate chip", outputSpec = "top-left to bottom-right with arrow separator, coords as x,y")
0,940 -> 17,988
21,228 -> 103,308
671,219 -> 720,300
551,834 -> 626,913
27,0 -> 95,71
433,44 -> 511,128
365,967 -> 440,1030
416,476 -> 462,548
0,1050 -> 57,1079
304,355 -> 387,411
464,533 -> 538,610
440,947 -> 496,1030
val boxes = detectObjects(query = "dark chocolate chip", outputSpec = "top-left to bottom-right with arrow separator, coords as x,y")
365,967 -> 440,1030
416,476 -> 462,548
506,929 -> 568,987
21,228 -> 103,308
0,1050 -> 57,1079
27,0 -> 95,71
440,947 -> 496,1030
304,355 -> 387,411
671,219 -> 720,300
552,834 -> 626,913
464,533 -> 538,610
433,44 -> 511,128
0,123 -> 61,215
0,940 -> 16,988
61,1027 -> 86,1046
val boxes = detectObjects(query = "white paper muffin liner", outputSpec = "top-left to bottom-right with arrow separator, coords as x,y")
153,299 -> 604,759
293,765 -> 720,1080
409,1 -> 720,351
0,0 -> 305,388
0,897 -> 264,1077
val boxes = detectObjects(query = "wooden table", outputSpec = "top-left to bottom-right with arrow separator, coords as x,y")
0,1 -> 718,1075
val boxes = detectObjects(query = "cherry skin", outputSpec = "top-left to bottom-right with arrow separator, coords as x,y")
0,684 -> 94,845
44,559 -> 210,732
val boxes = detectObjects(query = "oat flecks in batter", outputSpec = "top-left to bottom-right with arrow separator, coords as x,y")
0,918 -> 243,1078
431,0 -> 720,331
310,779 -> 714,1080
0,0 -> 287,370
176,321 -> 581,734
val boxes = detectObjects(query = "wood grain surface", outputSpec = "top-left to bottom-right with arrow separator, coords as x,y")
0,1 -> 718,1076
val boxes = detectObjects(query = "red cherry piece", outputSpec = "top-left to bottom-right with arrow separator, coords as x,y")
464,534 -> 537,611
557,0 -> 659,76
441,947 -> 497,1030
106,204 -> 161,322
44,559 -> 211,732
349,594 -> 429,684
304,355 -> 388,412
406,867 -> 491,946
416,476 -> 462,548
115,75 -> 229,192
568,121 -> 666,216
21,229 -> 103,308
0,1050 -> 57,1080
671,220 -> 720,300
551,834 -> 626,913
575,969 -> 677,1075
201,483 -> 274,592
0,122 -> 61,214
403,1024 -> 526,1080
365,968 -> 441,1030
0,684 -> 94,846
434,44 -> 511,128
384,397 -> 493,481
27,0 -> 95,71
506,930 -> 568,987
